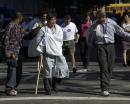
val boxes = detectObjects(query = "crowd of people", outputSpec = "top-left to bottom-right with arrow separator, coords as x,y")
0,7 -> 130,97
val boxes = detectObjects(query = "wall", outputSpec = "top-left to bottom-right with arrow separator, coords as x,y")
0,0 -> 45,15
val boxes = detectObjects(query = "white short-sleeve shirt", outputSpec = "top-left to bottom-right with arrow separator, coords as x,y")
62,22 -> 78,41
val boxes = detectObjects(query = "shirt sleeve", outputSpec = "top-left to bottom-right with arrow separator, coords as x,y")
114,23 -> 130,41
4,24 -> 12,49
32,22 -> 39,30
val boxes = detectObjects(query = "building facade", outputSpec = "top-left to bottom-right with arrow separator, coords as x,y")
0,0 -> 114,16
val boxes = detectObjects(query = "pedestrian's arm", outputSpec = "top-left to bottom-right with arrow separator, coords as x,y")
114,24 -> 130,41
4,26 -> 11,46
74,24 -> 79,43
124,28 -> 130,33
21,28 -> 29,37
121,23 -> 130,33
4,26 -> 13,58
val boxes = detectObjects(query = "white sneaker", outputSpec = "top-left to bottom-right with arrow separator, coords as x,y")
101,91 -> 110,96
77,69 -> 87,72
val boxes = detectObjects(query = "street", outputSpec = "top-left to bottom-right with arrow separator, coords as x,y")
0,62 -> 130,104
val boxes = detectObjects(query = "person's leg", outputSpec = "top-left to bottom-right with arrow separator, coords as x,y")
107,44 -> 115,90
43,78 -> 52,95
52,77 -> 63,92
69,41 -> 77,73
83,38 -> 88,68
43,54 -> 55,95
70,53 -> 76,68
79,38 -> 84,66
5,58 -> 18,95
123,49 -> 127,66
15,55 -> 23,88
97,45 -> 109,92
52,77 -> 57,92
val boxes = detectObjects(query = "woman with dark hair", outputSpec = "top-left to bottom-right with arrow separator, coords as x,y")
79,14 -> 92,69
122,13 -> 130,66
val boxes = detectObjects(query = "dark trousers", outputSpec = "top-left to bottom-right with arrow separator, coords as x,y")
97,44 -> 115,91
6,55 -> 23,90
79,37 -> 88,67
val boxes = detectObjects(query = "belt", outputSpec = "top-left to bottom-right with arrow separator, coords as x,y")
64,40 -> 74,42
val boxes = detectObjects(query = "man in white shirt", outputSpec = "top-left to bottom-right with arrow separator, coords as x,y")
36,13 -> 69,95
32,12 -> 47,34
61,15 -> 78,73
28,12 -> 47,57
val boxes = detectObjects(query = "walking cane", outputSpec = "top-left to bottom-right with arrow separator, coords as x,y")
35,54 -> 43,94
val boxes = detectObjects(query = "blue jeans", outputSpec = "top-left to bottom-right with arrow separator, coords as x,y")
6,55 -> 22,90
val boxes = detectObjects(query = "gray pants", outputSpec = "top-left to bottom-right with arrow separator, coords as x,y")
43,54 -> 69,79
97,44 -> 115,91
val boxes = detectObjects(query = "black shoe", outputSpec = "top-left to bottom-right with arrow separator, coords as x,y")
43,79 -> 51,95
52,88 -> 58,93
45,90 -> 51,95
123,64 -> 128,67
73,67 -> 77,73
84,65 -> 88,69
83,62 -> 88,68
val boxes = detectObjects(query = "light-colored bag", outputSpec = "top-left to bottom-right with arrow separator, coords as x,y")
36,38 -> 45,53
54,55 -> 69,78
36,28 -> 46,54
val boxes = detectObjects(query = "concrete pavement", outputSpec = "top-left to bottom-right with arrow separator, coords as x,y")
0,62 -> 130,104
